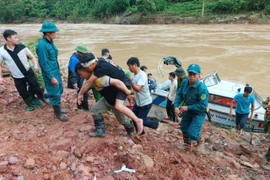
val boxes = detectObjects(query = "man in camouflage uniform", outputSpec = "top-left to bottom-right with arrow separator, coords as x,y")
261,97 -> 270,170
262,97 -> 270,133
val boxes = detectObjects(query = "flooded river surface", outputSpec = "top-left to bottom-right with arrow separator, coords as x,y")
0,24 -> 269,98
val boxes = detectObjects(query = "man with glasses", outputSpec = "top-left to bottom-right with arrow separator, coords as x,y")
36,22 -> 68,122
174,64 -> 209,154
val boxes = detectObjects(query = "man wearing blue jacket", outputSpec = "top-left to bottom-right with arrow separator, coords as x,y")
174,64 -> 209,154
36,22 -> 68,121
67,44 -> 90,111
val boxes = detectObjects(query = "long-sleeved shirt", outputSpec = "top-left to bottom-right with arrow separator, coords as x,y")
36,36 -> 60,81
67,52 -> 80,88
174,79 -> 209,115
168,79 -> 177,101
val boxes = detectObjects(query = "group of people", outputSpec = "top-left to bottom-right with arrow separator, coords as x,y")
1,21 -> 270,163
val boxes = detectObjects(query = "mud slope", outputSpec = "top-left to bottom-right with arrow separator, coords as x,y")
0,75 -> 269,180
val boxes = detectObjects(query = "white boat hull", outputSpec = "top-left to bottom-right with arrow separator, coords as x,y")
151,72 -> 265,133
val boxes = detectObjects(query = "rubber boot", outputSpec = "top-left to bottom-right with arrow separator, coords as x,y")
193,137 -> 205,155
124,121 -> 135,137
60,105 -> 69,114
89,114 -> 106,137
82,101 -> 90,112
53,106 -> 68,122
181,132 -> 191,150
37,94 -> 49,105
24,97 -> 35,112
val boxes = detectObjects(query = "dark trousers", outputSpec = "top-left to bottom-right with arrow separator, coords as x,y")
14,73 -> 43,101
77,78 -> 89,108
132,103 -> 159,129
266,146 -> 270,161
235,112 -> 249,129
166,99 -> 176,122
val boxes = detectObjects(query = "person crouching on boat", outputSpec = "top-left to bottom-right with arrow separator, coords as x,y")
229,86 -> 254,133
174,64 -> 209,154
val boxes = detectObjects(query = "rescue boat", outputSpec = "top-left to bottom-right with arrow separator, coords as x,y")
151,56 -> 265,132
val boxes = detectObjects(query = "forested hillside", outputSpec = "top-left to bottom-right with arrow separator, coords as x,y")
0,0 -> 270,23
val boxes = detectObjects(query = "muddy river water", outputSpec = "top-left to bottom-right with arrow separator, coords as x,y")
0,24 -> 269,98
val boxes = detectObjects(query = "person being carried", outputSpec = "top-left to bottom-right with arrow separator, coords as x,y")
0,29 -> 46,112
76,63 -> 136,137
77,52 -> 143,135
174,64 -> 209,154
165,72 -> 177,122
229,86 -> 254,133
127,57 -> 164,134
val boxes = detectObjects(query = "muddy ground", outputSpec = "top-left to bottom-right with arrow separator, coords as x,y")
0,74 -> 270,180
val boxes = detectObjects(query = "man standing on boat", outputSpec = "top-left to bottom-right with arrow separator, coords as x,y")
36,22 -> 69,122
174,64 -> 209,154
165,72 -> 177,122
229,86 -> 254,132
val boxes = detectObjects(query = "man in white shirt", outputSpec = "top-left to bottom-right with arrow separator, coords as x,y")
127,57 -> 164,134
0,29 -> 46,111
166,72 -> 177,122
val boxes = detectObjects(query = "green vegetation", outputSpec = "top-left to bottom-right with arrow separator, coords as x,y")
0,0 -> 270,23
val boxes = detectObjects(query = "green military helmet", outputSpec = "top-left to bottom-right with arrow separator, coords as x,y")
39,21 -> 59,32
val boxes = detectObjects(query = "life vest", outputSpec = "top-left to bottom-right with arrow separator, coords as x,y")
267,101 -> 270,115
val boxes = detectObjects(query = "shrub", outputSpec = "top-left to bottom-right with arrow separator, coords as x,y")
92,0 -> 130,18
212,0 -> 245,13
136,0 -> 167,13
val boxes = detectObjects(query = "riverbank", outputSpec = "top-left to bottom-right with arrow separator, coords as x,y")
104,11 -> 270,25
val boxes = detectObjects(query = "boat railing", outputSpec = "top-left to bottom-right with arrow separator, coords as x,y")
202,71 -> 221,87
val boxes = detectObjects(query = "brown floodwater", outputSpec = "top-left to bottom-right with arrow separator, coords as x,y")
0,24 -> 269,98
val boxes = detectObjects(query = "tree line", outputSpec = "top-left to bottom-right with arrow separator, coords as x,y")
0,0 -> 269,23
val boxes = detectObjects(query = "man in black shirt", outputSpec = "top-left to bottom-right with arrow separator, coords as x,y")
76,63 -> 135,136
78,52 -> 143,135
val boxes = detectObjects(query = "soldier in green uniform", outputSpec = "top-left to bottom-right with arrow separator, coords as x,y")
36,22 -> 68,121
261,97 -> 270,170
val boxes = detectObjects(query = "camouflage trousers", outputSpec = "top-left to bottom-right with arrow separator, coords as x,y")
264,114 -> 270,133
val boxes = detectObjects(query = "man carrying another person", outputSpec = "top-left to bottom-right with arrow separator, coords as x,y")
76,63 -> 135,137
77,52 -> 144,135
